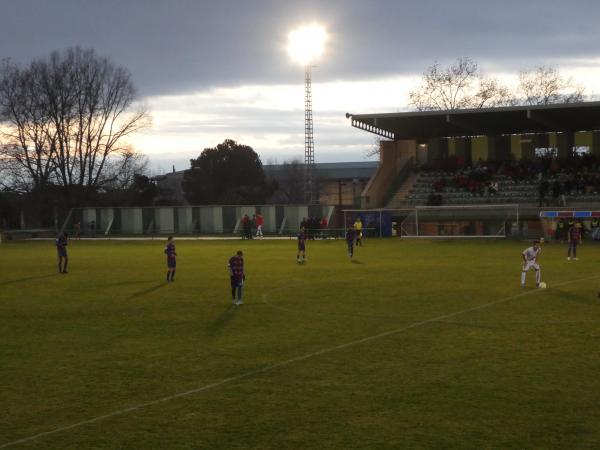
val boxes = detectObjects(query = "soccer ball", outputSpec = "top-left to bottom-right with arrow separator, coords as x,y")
539,282 -> 547,289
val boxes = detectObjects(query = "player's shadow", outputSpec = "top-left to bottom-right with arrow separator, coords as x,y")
104,280 -> 156,287
128,283 -> 167,299
205,305 -> 237,336
552,287 -> 600,307
350,259 -> 363,264
0,274 -> 55,286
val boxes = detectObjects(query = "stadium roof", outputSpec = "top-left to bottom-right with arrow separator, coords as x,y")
264,161 -> 378,180
347,101 -> 600,140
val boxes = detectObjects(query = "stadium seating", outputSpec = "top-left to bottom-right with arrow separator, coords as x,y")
387,166 -> 600,208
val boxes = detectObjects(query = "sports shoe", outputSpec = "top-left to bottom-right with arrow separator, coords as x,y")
574,257 -> 579,261
567,257 -> 571,260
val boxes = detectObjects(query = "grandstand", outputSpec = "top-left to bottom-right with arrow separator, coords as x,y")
348,102 -> 600,210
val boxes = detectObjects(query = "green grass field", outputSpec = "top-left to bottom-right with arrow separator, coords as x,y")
1,238 -> 600,449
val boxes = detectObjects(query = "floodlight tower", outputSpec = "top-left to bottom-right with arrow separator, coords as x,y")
287,24 -> 327,205
304,64 -> 315,204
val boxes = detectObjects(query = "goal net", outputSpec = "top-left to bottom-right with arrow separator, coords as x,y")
399,204 -> 520,238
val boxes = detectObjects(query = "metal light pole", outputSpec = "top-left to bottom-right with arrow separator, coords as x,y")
287,24 -> 327,205
304,64 -> 316,204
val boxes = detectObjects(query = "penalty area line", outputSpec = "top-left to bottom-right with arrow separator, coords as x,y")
1,274 -> 597,449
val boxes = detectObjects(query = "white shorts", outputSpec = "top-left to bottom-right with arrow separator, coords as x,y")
523,262 -> 540,271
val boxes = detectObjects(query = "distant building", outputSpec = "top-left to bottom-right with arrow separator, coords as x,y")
153,161 -> 378,206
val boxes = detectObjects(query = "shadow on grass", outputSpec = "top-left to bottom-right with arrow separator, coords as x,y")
104,279 -> 156,287
206,305 -> 237,336
0,274 -> 55,287
350,259 -> 363,264
128,283 -> 168,299
552,287 -> 600,307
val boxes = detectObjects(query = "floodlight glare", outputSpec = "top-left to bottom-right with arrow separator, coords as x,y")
287,24 -> 327,66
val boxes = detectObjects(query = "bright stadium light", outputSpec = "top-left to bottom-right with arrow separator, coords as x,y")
287,24 -> 328,66
287,24 -> 328,204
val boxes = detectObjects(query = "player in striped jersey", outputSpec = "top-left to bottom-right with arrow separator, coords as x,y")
228,250 -> 245,305
521,240 -> 542,288
55,232 -> 69,274
345,226 -> 356,259
164,236 -> 177,282
297,226 -> 307,263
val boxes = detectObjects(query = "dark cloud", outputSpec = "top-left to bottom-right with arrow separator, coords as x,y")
2,0 -> 600,97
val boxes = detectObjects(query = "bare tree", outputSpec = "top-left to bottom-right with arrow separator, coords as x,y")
365,136 -> 384,158
0,48 -> 150,194
518,66 -> 584,105
100,148 -> 150,191
0,59 -> 57,191
409,57 -> 513,111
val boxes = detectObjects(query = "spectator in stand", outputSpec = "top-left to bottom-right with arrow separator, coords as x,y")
594,174 -> 600,193
538,178 -> 549,206
563,175 -> 573,196
488,181 -> 499,196
551,179 -> 562,206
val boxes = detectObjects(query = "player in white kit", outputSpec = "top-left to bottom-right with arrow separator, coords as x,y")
521,240 -> 542,288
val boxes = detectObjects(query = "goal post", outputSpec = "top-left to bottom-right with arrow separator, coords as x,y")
400,204 -> 520,238
342,205 -> 521,238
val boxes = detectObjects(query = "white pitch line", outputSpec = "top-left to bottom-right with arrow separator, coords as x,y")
1,275 -> 597,449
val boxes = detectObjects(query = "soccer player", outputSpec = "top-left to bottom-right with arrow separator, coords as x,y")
228,250 -> 245,305
354,217 -> 363,246
567,221 -> 582,260
345,226 -> 356,259
521,239 -> 542,288
297,226 -> 307,263
56,232 -> 69,274
164,236 -> 177,282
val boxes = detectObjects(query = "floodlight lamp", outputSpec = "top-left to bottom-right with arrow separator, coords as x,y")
287,24 -> 328,66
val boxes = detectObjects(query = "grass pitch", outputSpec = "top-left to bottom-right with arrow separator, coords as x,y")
1,238 -> 600,449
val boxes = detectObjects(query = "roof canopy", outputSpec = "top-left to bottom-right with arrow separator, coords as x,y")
348,101 -> 600,140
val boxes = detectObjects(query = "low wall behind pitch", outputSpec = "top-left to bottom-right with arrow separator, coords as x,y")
63,205 -> 334,236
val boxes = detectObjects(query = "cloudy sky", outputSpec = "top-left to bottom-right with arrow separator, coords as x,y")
2,0 -> 600,172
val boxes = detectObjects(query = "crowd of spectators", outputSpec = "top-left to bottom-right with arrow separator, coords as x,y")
425,154 -> 600,205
